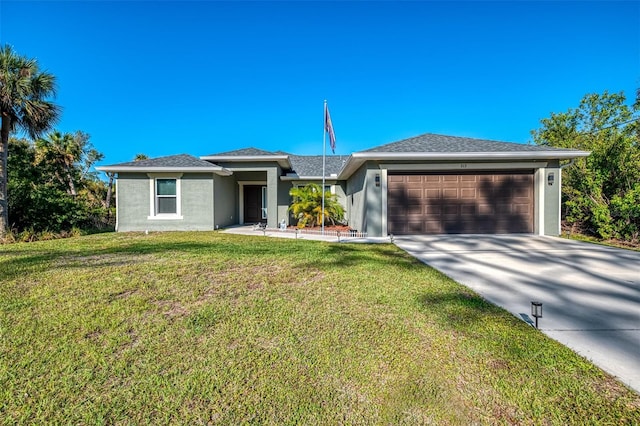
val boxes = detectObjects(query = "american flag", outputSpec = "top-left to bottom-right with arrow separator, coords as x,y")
325,103 -> 336,153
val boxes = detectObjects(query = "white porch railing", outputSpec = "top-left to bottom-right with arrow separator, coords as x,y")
252,225 -> 367,240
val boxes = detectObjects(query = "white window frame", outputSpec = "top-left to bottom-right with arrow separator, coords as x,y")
261,186 -> 268,219
147,173 -> 183,220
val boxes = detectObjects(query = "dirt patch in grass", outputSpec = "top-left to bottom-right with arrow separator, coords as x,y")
153,299 -> 189,319
108,289 -> 137,300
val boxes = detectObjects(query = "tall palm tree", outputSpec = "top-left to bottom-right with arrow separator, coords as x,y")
0,44 -> 60,237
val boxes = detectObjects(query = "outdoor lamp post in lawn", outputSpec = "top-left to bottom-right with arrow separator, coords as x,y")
531,301 -> 543,329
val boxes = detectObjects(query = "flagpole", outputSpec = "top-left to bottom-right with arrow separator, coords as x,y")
322,100 -> 326,235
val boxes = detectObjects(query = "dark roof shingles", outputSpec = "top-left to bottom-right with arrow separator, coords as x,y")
205,147 -> 280,156
289,155 -> 347,177
108,154 -> 219,168
361,133 -> 566,153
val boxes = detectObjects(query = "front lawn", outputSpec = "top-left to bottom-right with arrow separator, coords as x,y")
1,232 -> 638,424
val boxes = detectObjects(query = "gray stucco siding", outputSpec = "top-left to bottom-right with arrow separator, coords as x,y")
543,160 -> 561,236
278,181 -> 293,226
364,165 -> 384,236
116,172 -> 214,232
213,175 -> 237,229
345,163 -> 370,234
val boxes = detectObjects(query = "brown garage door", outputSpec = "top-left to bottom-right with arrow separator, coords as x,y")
387,172 -> 534,234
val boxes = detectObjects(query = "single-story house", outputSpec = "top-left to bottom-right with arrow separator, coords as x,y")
96,133 -> 590,237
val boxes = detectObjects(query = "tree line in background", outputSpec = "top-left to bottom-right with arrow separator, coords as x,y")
532,90 -> 640,243
7,131 -> 114,238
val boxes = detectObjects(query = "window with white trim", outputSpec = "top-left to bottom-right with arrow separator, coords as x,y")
148,174 -> 183,219
156,179 -> 177,214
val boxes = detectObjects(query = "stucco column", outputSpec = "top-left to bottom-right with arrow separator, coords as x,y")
267,167 -> 278,228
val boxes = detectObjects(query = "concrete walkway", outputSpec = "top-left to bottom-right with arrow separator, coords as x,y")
394,234 -> 640,393
221,225 -> 390,244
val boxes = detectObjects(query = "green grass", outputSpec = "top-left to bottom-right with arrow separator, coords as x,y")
1,232 -> 638,425
562,231 -> 640,252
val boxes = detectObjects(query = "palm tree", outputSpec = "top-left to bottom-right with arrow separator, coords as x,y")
34,131 -> 102,197
288,183 -> 345,228
35,131 -> 81,195
0,44 -> 60,237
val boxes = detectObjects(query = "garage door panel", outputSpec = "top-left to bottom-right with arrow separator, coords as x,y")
425,220 -> 443,233
406,188 -> 423,202
495,204 -> 512,214
460,204 -> 477,215
460,188 -> 476,198
513,203 -> 532,214
425,205 -> 442,215
388,172 -> 534,235
406,221 -> 424,233
425,189 -> 440,198
442,205 -> 459,215
442,188 -> 459,199
478,203 -> 495,214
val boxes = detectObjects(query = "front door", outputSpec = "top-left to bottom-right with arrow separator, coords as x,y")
244,185 -> 266,223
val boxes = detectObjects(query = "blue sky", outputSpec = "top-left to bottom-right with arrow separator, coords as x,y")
1,1 -> 638,166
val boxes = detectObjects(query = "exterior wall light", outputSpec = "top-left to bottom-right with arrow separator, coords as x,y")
375,174 -> 380,187
531,301 -> 543,329
547,172 -> 555,186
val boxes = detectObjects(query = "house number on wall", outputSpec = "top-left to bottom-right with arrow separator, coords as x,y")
460,163 -> 467,169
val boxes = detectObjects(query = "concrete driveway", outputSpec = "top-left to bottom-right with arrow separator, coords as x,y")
394,235 -> 640,393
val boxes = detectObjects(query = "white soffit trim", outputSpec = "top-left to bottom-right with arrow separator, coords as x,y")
280,175 -> 339,181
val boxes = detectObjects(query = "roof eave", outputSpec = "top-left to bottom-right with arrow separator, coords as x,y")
200,155 -> 291,168
338,150 -> 591,179
353,151 -> 591,160
96,166 -> 233,176
280,175 -> 340,181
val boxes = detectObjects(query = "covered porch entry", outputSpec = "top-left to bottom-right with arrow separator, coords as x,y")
242,184 -> 267,224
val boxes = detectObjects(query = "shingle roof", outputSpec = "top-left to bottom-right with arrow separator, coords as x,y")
289,155 -> 348,177
361,133 -> 566,153
206,147 -> 279,156
107,154 -> 221,168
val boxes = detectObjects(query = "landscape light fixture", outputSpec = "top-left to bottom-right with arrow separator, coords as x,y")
547,172 -> 555,186
531,301 -> 543,329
